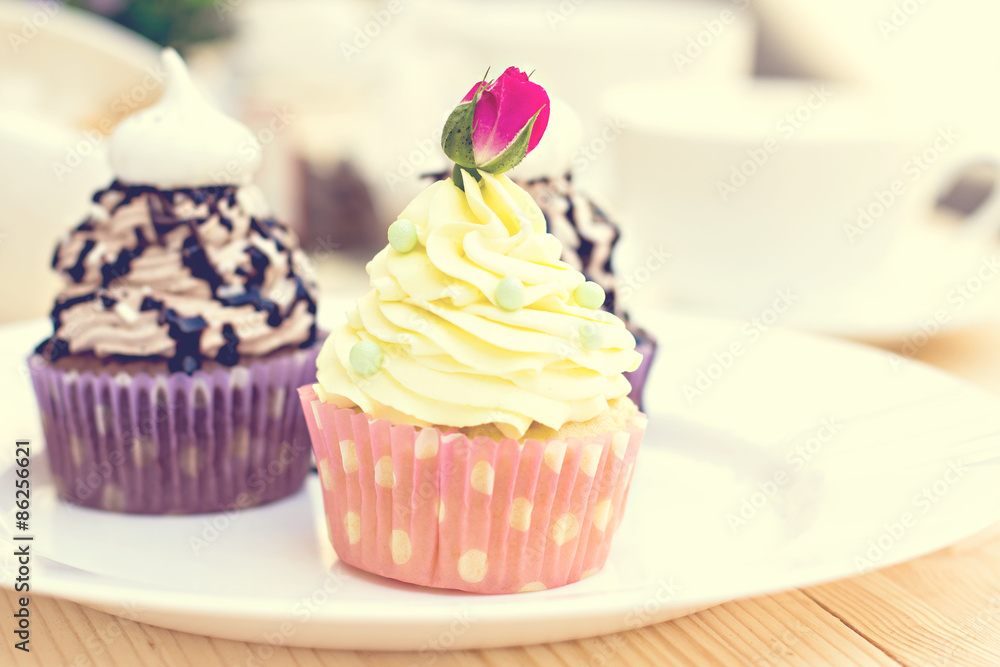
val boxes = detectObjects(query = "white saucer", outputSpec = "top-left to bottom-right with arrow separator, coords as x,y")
656,220 -> 1000,342
3,313 -> 1000,650
783,221 -> 1000,340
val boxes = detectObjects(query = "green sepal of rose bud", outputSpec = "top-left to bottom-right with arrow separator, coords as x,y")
441,86 -> 481,170
452,164 -> 481,191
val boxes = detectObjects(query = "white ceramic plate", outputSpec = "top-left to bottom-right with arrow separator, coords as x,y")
3,312 -> 1000,650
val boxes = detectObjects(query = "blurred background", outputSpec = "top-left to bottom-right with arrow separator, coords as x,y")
3,0 -> 1000,347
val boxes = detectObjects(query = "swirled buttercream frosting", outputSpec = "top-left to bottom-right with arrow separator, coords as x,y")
316,170 -> 641,438
36,180 -> 318,373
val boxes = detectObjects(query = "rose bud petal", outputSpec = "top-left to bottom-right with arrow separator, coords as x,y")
441,67 -> 550,176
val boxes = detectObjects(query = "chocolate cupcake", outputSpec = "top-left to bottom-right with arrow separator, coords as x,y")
518,173 -> 656,409
29,49 -> 321,514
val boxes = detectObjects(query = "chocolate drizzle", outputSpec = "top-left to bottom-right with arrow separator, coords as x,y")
216,324 -> 240,366
37,180 -> 318,373
66,239 -> 95,283
180,230 -> 224,292
36,292 -> 98,361
163,308 -> 209,373
101,228 -> 147,288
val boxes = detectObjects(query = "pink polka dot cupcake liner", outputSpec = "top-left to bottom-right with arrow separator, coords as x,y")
28,343 -> 321,514
298,385 -> 646,594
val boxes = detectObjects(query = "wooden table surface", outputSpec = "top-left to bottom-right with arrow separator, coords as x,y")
7,321 -> 1000,667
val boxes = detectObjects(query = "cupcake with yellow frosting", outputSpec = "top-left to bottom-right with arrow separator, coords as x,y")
29,49 -> 321,514
299,68 -> 646,594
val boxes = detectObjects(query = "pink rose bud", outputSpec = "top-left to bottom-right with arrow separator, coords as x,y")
441,67 -> 550,175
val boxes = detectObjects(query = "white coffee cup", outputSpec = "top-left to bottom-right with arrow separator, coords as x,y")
603,80 -> 1000,319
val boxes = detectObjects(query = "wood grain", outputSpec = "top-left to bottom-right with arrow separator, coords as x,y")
3,586 -> 910,667
805,524 -> 1000,667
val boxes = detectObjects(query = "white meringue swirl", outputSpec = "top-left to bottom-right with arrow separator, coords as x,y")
109,48 -> 261,188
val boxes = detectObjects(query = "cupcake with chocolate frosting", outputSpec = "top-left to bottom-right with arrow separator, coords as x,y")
29,49 -> 321,514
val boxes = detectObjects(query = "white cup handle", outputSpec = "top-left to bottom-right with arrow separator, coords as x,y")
912,150 -> 1000,237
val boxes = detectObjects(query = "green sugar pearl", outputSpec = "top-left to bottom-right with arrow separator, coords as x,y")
496,275 -> 525,311
573,281 -> 605,309
349,340 -> 384,376
579,322 -> 603,351
388,219 -> 418,253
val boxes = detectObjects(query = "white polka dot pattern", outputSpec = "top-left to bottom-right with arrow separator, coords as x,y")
318,459 -> 335,488
509,497 -> 533,531
179,446 -> 201,477
414,429 -> 439,459
102,484 -> 125,511
69,433 -> 84,466
593,499 -> 612,531
543,440 -> 566,473
611,432 -> 630,459
550,514 -> 580,545
344,512 -> 361,544
375,455 -> 395,488
471,461 -> 495,494
311,402 -> 323,430
268,387 -> 286,419
391,530 -> 412,564
458,550 -> 488,583
340,439 -> 359,473
580,444 -> 603,476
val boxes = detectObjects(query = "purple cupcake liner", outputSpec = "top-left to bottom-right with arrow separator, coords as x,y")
625,327 -> 657,410
28,343 -> 321,514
